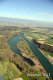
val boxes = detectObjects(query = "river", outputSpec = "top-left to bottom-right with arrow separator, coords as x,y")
8,33 -> 53,78
8,34 -> 34,66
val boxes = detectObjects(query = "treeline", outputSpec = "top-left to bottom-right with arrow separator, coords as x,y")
32,39 -> 53,53
0,50 -> 35,74
0,26 -> 20,31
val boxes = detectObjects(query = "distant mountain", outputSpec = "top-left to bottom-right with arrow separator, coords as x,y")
0,17 -> 53,28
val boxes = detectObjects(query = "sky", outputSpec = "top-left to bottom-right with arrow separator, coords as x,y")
0,0 -> 53,22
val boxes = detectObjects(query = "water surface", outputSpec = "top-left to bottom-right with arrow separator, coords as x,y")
8,33 -> 53,78
8,35 -> 34,66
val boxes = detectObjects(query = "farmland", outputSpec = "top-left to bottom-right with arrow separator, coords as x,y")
0,26 -> 53,80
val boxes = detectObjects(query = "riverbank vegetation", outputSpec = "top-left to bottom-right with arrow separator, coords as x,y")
17,38 -> 45,73
0,26 -> 53,80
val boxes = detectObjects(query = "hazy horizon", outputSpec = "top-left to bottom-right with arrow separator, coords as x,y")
0,0 -> 53,22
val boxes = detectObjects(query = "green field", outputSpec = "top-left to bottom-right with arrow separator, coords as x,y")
0,27 -> 53,80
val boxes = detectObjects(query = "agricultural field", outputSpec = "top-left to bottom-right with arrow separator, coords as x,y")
0,26 -> 53,80
25,28 -> 53,46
